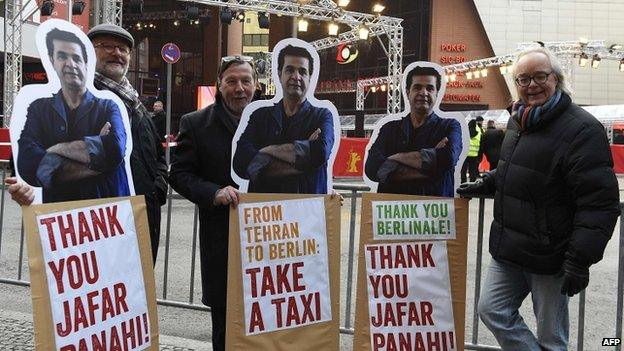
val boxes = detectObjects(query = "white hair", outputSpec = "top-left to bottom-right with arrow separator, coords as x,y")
512,47 -> 572,96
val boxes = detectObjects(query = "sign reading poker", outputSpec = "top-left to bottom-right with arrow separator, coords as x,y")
366,242 -> 457,351
238,197 -> 331,335
372,199 -> 456,240
38,200 -> 150,351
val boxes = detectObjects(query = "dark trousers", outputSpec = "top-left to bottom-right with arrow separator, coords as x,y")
461,156 -> 481,183
145,198 -> 162,266
210,306 -> 226,351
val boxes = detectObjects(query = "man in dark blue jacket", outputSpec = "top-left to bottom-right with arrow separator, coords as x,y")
17,28 -> 129,202
233,45 -> 334,194
365,65 -> 462,197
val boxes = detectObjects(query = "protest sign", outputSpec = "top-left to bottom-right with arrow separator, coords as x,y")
226,193 -> 340,349
354,193 -> 469,351
24,196 -> 158,351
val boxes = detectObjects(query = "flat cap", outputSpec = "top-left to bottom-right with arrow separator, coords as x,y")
87,24 -> 134,49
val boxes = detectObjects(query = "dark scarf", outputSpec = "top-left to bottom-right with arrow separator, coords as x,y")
512,89 -> 562,130
94,72 -> 150,122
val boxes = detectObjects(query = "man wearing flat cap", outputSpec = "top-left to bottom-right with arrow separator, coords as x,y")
9,24 -> 168,265
88,24 -> 168,264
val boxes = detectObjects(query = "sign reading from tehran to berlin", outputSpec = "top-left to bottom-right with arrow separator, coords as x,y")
238,197 -> 331,335
372,199 -> 456,240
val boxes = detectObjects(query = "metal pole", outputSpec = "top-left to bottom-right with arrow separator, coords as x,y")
189,205 -> 199,304
615,203 -> 623,351
68,0 -> 73,21
577,290 -> 585,351
17,223 -> 25,280
0,166 -> 7,259
472,197 -> 486,344
162,63 -> 174,298
162,186 -> 174,299
344,189 -> 357,329
165,63 -> 172,166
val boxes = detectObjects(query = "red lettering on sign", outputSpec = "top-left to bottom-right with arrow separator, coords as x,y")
249,301 -> 265,333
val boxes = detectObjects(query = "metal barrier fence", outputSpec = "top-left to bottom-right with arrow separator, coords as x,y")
0,179 -> 622,351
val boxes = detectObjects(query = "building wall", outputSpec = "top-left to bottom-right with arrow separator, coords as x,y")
430,0 -> 512,109
474,0 -> 624,105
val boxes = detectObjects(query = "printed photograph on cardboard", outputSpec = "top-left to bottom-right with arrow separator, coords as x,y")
363,61 -> 469,197
231,38 -> 341,194
9,19 -> 134,205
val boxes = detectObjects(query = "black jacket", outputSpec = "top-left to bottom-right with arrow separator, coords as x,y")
485,93 -> 619,274
481,127 -> 505,167
169,101 -> 238,307
152,110 -> 167,142
128,106 -> 168,263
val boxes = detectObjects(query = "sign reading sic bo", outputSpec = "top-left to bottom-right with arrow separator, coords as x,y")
238,197 -> 332,335
372,199 -> 456,240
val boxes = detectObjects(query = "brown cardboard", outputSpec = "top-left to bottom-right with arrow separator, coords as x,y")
23,195 -> 159,350
225,193 -> 341,350
353,193 -> 469,351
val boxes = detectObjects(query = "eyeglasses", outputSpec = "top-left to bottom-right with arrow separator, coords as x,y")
515,72 -> 553,87
94,43 -> 131,55
221,55 -> 254,63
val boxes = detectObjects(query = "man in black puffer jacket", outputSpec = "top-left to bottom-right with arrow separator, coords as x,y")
458,48 -> 619,351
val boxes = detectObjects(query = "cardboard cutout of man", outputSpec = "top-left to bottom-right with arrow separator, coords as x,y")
232,39 -> 340,194
10,19 -> 133,204
364,62 -> 468,197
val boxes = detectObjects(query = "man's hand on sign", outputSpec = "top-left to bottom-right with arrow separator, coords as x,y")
214,185 -> 239,208
99,122 -> 111,136
5,177 -> 34,206
330,190 -> 344,206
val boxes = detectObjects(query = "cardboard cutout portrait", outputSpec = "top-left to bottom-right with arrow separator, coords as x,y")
231,38 -> 341,194
10,19 -> 134,205
363,62 -> 469,197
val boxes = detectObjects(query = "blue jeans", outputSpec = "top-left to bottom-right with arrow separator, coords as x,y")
478,259 -> 569,351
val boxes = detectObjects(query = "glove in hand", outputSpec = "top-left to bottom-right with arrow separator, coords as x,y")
457,178 -> 487,197
560,257 -> 589,297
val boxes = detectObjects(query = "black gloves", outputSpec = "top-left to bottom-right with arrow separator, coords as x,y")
457,178 -> 495,198
560,253 -> 590,297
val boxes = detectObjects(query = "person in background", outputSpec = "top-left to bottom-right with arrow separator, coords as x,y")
458,47 -> 619,351
460,118 -> 482,183
152,100 -> 167,142
480,119 -> 505,170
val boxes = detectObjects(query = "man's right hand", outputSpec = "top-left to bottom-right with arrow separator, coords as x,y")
99,122 -> 111,136
457,178 -> 489,197
213,186 -> 240,207
308,128 -> 321,141
5,177 -> 34,206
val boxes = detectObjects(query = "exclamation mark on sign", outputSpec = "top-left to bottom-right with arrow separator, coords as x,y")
447,220 -> 451,234
143,313 -> 150,343
136,316 -> 143,346
449,331 -> 455,349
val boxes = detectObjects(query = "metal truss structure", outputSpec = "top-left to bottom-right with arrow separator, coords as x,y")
356,76 -> 392,111
443,40 -> 624,78
3,0 -> 24,127
179,0 -> 404,113
96,0 -> 124,26
2,0 -> 122,127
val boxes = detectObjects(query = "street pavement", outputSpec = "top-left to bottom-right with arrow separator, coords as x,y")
1,178 -> 622,350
